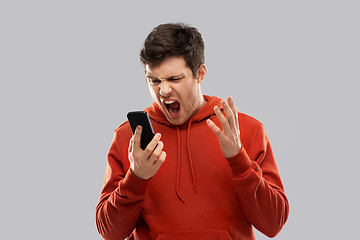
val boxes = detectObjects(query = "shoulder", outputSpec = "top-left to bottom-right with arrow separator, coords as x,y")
115,121 -> 130,131
237,113 -> 270,163
238,112 -> 264,131
237,112 -> 267,146
113,121 -> 133,140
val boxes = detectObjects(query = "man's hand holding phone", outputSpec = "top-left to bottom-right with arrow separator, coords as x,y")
128,126 -> 166,180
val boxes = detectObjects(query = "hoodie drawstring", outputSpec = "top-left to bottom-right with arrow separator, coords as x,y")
175,120 -> 197,203
187,119 -> 197,193
175,127 -> 185,203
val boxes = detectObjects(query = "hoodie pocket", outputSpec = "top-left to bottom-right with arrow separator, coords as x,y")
156,229 -> 231,240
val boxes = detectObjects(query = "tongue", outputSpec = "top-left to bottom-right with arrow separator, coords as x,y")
167,101 -> 180,115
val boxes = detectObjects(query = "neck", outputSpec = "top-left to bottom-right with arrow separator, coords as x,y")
193,93 -> 206,115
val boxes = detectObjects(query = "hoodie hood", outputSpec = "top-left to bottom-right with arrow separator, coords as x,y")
144,95 -> 223,126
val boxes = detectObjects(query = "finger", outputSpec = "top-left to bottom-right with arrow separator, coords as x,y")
133,125 -> 142,150
144,133 -> 161,156
153,151 -> 166,168
235,106 -> 240,134
214,105 -> 232,135
222,99 -> 236,132
228,97 -> 239,132
148,141 -> 164,162
206,118 -> 225,139
128,135 -> 134,153
228,96 -> 237,117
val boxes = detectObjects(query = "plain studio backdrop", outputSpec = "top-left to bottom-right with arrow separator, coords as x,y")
1,1 -> 359,239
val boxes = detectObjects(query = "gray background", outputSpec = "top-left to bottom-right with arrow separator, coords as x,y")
1,0 -> 359,239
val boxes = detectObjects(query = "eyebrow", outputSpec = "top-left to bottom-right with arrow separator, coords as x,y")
146,74 -> 184,80
145,75 -> 157,79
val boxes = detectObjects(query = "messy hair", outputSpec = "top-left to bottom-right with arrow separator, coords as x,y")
140,23 -> 205,76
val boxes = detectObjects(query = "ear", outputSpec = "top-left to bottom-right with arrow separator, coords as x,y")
196,64 -> 206,84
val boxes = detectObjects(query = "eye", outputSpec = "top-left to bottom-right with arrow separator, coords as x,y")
148,79 -> 161,85
169,77 -> 182,82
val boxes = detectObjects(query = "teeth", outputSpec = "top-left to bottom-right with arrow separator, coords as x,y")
164,100 -> 175,104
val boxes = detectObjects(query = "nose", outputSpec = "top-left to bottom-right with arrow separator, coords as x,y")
159,81 -> 172,97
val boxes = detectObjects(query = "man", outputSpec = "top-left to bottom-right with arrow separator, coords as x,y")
96,23 -> 289,240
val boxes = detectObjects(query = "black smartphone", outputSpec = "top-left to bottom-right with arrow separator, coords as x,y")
127,111 -> 155,150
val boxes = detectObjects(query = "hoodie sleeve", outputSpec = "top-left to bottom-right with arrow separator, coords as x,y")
226,123 -> 289,238
95,129 -> 149,240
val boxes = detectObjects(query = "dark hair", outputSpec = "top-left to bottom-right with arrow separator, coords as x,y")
140,23 -> 205,77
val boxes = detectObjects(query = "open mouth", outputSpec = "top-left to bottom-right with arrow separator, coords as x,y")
163,99 -> 181,117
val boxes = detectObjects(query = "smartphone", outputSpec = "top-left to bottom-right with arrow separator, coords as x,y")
127,111 -> 155,150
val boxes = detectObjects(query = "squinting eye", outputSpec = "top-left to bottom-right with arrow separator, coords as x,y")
149,79 -> 161,85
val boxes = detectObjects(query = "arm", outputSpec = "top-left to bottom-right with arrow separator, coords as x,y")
95,126 -> 166,240
95,130 -> 147,240
227,125 -> 289,237
206,97 -> 289,237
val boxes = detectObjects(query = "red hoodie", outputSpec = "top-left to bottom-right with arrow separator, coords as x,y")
96,95 -> 289,240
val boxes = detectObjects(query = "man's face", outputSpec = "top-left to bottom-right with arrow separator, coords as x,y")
145,56 -> 206,125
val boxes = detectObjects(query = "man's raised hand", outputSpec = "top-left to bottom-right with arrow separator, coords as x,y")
206,96 -> 242,158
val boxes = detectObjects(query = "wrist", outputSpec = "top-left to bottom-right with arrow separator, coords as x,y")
130,168 -> 152,180
223,143 -> 242,159
118,169 -> 150,198
226,147 -> 252,177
